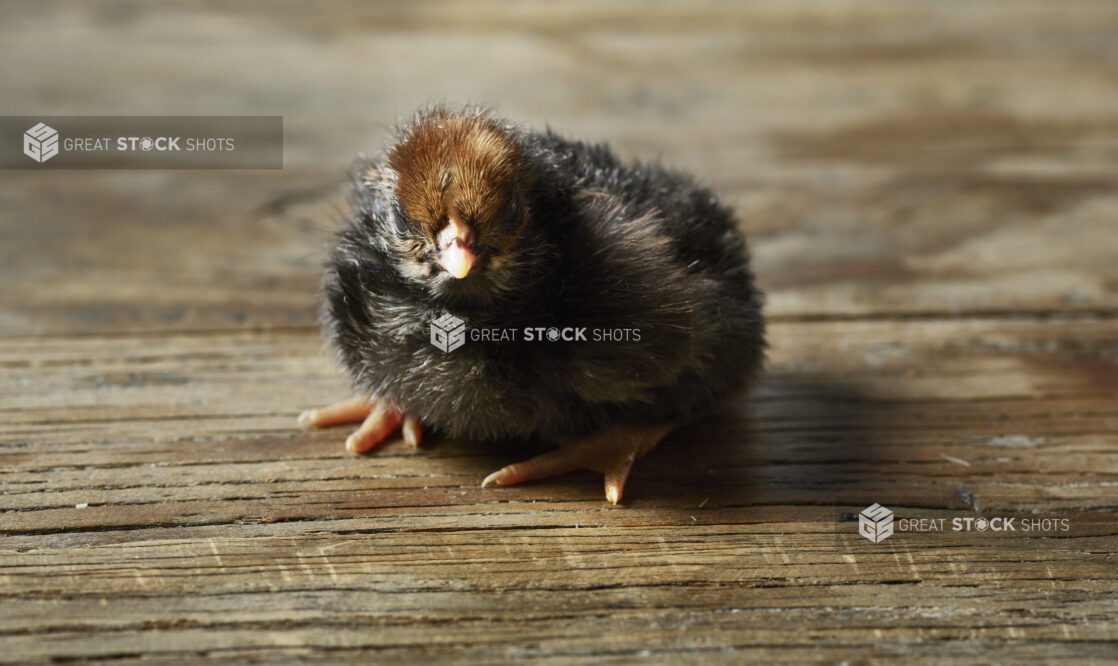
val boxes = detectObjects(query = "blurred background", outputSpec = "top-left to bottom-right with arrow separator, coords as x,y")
2,0 -> 1116,337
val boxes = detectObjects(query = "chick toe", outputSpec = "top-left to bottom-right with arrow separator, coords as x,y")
297,395 -> 373,428
482,424 -> 674,504
344,402 -> 404,454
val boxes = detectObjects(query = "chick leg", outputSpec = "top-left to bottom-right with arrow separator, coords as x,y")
482,424 -> 674,504
298,395 -> 424,452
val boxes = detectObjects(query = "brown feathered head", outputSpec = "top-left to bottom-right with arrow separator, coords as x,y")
379,108 -> 533,295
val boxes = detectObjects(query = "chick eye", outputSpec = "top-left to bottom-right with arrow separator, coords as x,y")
501,200 -> 520,231
392,214 -> 409,237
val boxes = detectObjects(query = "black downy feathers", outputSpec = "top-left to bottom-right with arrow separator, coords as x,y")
322,106 -> 765,444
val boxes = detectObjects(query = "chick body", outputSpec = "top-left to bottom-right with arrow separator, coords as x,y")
323,108 -> 764,447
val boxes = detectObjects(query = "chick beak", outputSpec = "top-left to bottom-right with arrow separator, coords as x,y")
436,213 -> 476,279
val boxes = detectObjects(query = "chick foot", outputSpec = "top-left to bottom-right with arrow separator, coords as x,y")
298,395 -> 423,453
482,424 -> 674,504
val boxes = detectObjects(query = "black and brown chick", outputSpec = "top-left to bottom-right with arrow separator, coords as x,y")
299,106 -> 765,504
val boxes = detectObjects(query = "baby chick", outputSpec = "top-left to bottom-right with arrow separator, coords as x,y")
299,106 -> 765,504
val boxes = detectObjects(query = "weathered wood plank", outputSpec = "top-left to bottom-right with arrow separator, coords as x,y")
2,319 -> 1114,543
1,317 -> 1115,662
0,530 -> 1115,663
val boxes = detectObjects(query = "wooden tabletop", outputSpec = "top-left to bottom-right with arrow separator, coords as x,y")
2,1 -> 1116,663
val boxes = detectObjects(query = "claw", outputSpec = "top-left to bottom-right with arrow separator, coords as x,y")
603,448 -> 638,505
402,416 -> 423,448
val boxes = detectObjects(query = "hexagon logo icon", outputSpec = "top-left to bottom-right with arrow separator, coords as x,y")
24,122 -> 60,163
859,503 -> 894,543
430,313 -> 466,353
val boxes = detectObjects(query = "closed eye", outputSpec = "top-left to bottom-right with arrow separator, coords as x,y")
392,213 -> 409,237
498,199 -> 520,232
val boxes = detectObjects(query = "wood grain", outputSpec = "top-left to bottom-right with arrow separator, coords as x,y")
1,0 -> 1116,663
2,318 -> 1115,662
